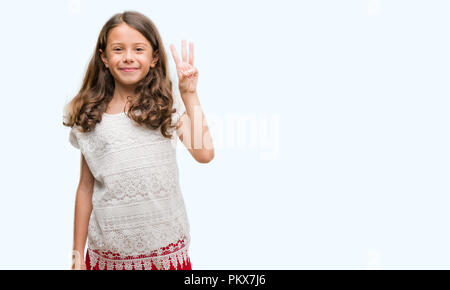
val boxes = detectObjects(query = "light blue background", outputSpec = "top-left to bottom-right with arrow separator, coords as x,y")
0,0 -> 448,269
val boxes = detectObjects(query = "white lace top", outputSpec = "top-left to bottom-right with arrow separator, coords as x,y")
68,79 -> 190,270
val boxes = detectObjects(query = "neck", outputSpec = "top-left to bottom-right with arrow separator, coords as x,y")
113,82 -> 137,102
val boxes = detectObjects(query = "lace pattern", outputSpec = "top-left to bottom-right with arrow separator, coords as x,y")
86,236 -> 190,270
93,162 -> 181,207
87,202 -> 190,256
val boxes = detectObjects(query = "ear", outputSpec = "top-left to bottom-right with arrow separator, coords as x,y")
99,49 -> 109,68
150,50 -> 159,68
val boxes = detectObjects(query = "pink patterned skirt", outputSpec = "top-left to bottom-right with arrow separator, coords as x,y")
84,238 -> 192,270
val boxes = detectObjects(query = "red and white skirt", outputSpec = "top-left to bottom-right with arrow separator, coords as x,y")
84,238 -> 192,270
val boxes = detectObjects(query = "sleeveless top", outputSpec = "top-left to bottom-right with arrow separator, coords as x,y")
68,78 -> 190,270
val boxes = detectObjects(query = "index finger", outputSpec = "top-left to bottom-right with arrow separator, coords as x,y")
170,44 -> 181,67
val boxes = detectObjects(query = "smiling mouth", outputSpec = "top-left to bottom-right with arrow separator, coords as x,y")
120,68 -> 138,72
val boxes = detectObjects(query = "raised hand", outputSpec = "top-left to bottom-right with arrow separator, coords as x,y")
170,40 -> 199,95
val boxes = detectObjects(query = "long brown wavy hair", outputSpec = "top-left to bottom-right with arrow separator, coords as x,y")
63,11 -> 178,138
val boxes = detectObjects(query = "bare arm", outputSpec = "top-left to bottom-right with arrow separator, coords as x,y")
176,93 -> 215,163
72,153 -> 94,269
169,41 -> 214,163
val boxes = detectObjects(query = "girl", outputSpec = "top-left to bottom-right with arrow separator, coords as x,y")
63,11 -> 214,270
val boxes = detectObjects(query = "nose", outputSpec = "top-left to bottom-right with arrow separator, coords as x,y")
123,49 -> 134,63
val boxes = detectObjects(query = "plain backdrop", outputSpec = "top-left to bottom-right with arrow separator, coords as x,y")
0,0 -> 449,269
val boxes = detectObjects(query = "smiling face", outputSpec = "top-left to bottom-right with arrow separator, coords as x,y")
100,23 -> 158,87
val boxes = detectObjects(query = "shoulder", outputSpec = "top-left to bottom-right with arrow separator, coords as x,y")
69,125 -> 81,149
69,124 -> 92,149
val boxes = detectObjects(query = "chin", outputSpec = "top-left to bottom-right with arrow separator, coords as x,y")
117,77 -> 144,86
